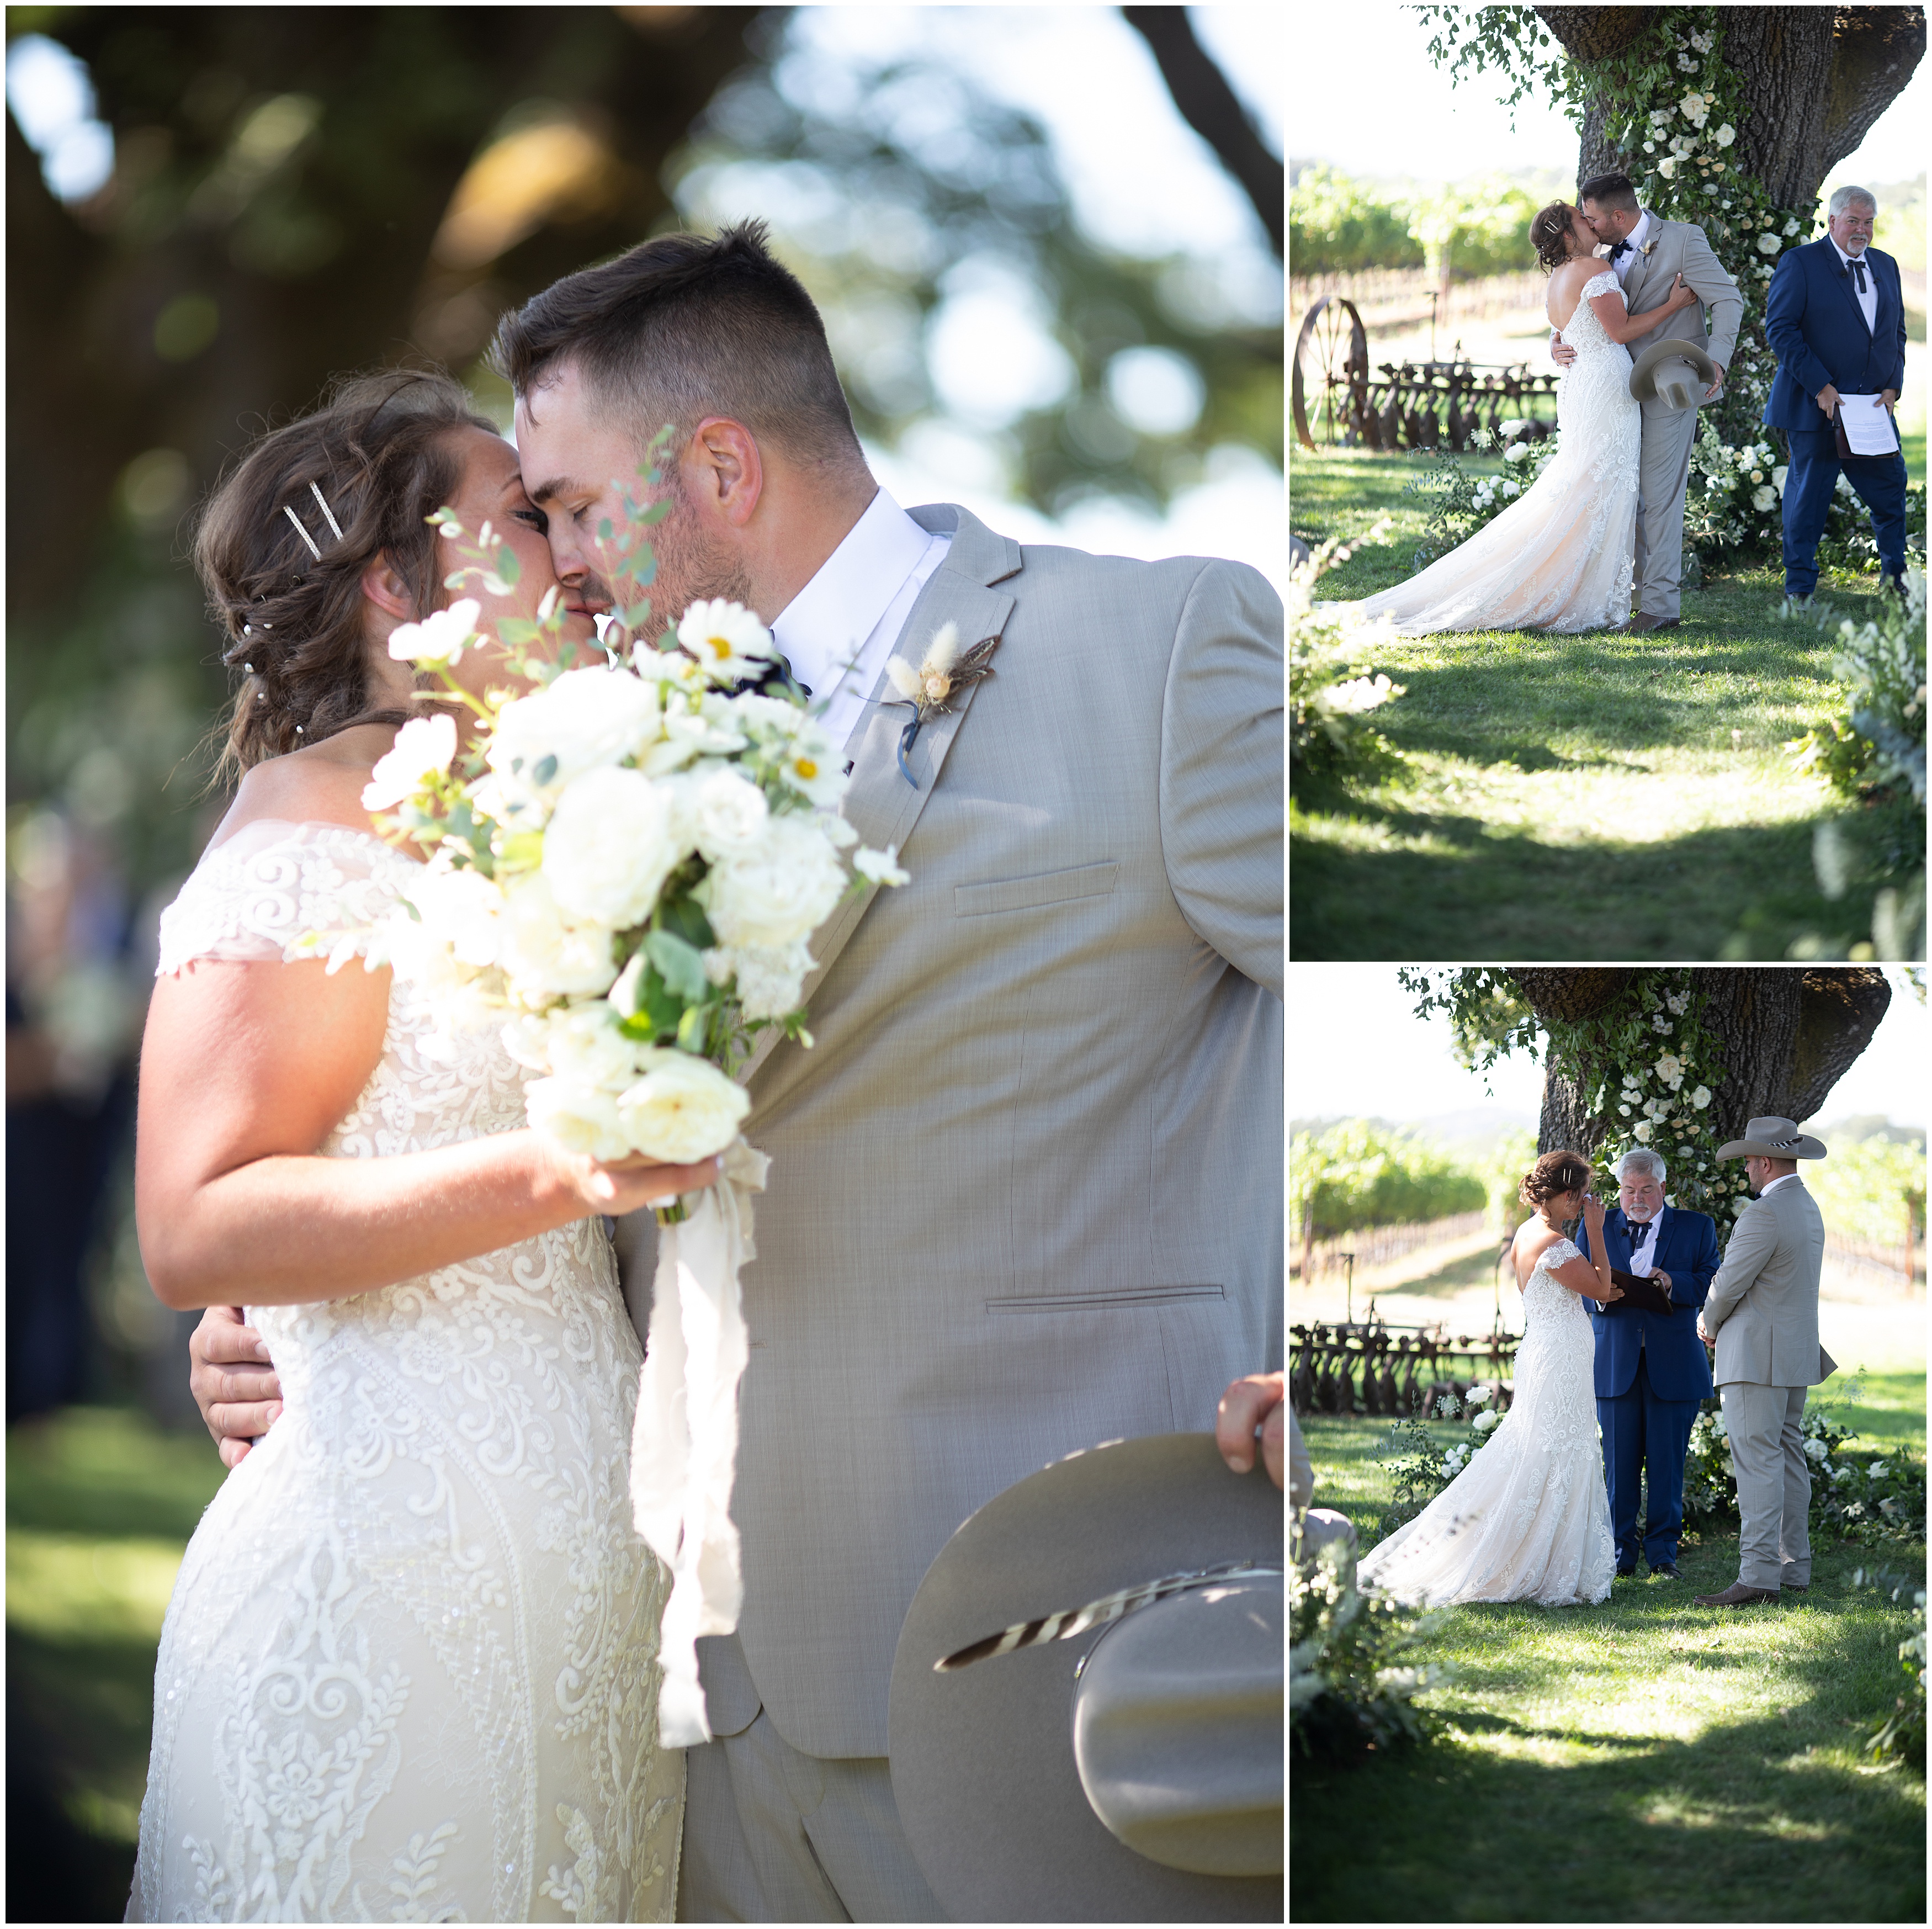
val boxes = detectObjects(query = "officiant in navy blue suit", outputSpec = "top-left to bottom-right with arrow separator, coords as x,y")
1578,1147 -> 1722,1580
1761,184 -> 1908,602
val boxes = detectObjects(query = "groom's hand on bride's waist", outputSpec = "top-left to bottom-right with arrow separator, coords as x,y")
192,1304 -> 283,1470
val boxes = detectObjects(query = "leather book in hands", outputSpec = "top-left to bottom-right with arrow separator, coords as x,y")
1609,1267 -> 1675,1316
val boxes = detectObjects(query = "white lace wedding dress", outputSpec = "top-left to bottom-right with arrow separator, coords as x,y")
1357,1237 -> 1615,1607
129,820 -> 683,1924
1345,271 -> 1641,634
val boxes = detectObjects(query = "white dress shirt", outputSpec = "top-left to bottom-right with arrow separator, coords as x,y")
1759,1170 -> 1804,1198
1829,236 -> 1878,333
1627,1212 -> 1662,1275
1609,208 -> 1652,285
771,487 -> 952,754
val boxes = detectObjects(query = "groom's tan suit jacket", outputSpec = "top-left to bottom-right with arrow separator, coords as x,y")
616,503 -> 1283,1760
1618,212 -> 1745,387
1700,1179 -> 1835,1388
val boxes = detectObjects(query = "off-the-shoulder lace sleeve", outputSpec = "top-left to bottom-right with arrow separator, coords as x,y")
1542,1236 -> 1581,1267
155,819 -> 417,976
1581,269 -> 1623,304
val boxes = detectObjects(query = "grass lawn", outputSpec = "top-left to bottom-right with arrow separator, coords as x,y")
1293,1386 -> 1928,1922
1290,446 -> 1923,961
7,1406 -> 227,1922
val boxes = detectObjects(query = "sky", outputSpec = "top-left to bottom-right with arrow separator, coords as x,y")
1290,2 -> 1928,186
1291,967 -> 1931,1131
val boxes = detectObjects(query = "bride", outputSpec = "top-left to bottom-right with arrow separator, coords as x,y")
1358,1151 -> 1621,1608
127,370 -> 708,1922
1344,202 -> 1700,635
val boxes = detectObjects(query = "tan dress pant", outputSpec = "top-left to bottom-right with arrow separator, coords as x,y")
1719,1381 -> 1813,1589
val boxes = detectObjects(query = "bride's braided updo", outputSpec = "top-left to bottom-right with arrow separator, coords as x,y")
1531,201 -> 1577,275
194,368 -> 498,785
1519,1148 -> 1591,1209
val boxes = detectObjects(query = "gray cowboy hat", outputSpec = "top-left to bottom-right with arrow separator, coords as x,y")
1715,1115 -> 1829,1160
888,1432 -> 1284,1922
1628,336 -> 1719,411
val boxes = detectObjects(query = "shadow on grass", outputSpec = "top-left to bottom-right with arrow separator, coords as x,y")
1291,803 -> 1859,960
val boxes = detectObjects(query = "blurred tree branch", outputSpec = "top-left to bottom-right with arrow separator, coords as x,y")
1121,6 -> 1283,256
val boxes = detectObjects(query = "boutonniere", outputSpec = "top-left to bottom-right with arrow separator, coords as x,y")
882,622 -> 999,787
1641,239 -> 1659,257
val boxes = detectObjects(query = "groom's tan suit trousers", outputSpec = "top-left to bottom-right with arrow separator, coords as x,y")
1702,1180 -> 1834,1592
1617,215 -> 1744,619
613,502 -> 1285,1921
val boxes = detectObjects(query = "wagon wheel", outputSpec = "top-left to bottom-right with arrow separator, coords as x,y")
1292,295 -> 1369,452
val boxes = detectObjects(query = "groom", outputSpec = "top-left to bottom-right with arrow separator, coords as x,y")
1552,171 -> 1743,634
191,222 -> 1283,1920
1578,1148 -> 1721,1580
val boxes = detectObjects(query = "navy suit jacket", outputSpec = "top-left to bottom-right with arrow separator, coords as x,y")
1580,1207 -> 1720,1401
1762,239 -> 1907,432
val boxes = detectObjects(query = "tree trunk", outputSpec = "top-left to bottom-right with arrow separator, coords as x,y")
1517,968 -> 1892,1161
1536,6 -> 1925,213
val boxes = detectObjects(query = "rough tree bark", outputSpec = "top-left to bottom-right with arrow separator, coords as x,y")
1514,968 -> 1893,1159
1535,6 -> 1925,206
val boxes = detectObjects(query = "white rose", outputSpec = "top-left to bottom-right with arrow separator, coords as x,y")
1752,486 -> 1777,513
1783,218 -> 1800,236
1715,123 -> 1735,147
1498,419 -> 1528,440
386,598 -> 481,671
709,940 -> 814,1020
615,1051 -> 751,1163
1680,92 -> 1708,126
1803,1438 -> 1828,1463
363,713 -> 459,811
1757,233 -> 1781,255
487,667 -> 664,814
529,1002 -> 643,1091
1502,479 -> 1521,497
1634,1123 -> 1653,1142
1504,442 -> 1532,464
499,871 -> 619,999
700,815 -> 849,949
677,767 -> 768,863
1658,158 -> 1677,181
526,1076 -> 632,1162
542,765 -> 684,929
1474,1409 -> 1501,1434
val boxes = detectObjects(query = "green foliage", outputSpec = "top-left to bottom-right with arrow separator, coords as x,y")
1809,1137 -> 1928,1246
1408,175 -> 1543,282
1850,1565 -> 1928,1772
1289,1515 -> 1453,1762
1289,165 -> 1423,275
1401,428 -> 1559,569
1414,6 -> 1578,120
1371,1386 -> 1510,1538
1291,1120 -> 1486,1242
1289,532 -> 1409,799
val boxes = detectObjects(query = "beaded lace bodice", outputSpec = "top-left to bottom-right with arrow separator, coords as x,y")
1349,268 -> 1639,635
133,821 -> 682,1923
1357,1236 -> 1615,1609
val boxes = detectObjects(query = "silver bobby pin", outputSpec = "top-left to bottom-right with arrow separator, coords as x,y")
283,503 -> 322,561
309,480 -> 344,542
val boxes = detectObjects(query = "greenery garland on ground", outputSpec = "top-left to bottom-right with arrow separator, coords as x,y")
1289,1515 -> 1453,1760
1849,1565 -> 1929,1772
1288,528 -> 1408,798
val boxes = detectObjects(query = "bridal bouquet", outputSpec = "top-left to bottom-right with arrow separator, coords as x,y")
357,514 -> 907,1196
353,487 -> 909,1747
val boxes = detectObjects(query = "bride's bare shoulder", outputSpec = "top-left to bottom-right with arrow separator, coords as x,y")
206,727 -> 394,854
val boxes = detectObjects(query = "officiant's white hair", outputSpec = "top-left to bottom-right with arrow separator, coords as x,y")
1828,185 -> 1877,219
1616,1148 -> 1668,1184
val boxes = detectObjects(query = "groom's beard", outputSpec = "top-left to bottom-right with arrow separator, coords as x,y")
633,481 -> 756,645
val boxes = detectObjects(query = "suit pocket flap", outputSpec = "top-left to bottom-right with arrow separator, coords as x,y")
954,861 -> 1118,918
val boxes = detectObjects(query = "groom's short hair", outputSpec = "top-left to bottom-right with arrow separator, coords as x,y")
1579,172 -> 1639,215
494,220 -> 866,472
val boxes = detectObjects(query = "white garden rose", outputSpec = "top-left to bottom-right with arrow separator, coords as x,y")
499,870 -> 619,999
1655,1052 -> 1684,1088
487,666 -> 664,814
542,765 -> 685,928
1803,1438 -> 1828,1463
1504,442 -> 1532,464
1714,122 -> 1735,146
530,1002 -> 644,1091
700,814 -> 848,949
405,855 -> 503,968
676,766 -> 769,862
1502,479 -> 1521,497
363,713 -> 459,810
1634,1122 -> 1653,1142
1680,92 -> 1708,126
708,940 -> 814,1020
616,1050 -> 752,1163
1752,486 -> 1777,513
1757,233 -> 1781,255
1657,158 -> 1677,181
527,1076 -> 633,1163
1474,1409 -> 1501,1434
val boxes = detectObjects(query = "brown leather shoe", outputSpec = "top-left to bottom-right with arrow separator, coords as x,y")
1692,1581 -> 1780,1607
1626,613 -> 1681,634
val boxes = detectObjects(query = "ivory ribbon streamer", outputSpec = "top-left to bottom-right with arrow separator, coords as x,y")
630,1136 -> 769,1748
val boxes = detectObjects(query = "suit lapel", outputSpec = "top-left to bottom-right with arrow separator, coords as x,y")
739,505 -> 1020,1093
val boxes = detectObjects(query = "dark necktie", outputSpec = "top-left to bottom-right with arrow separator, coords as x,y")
1850,257 -> 1868,295
1609,239 -> 1630,262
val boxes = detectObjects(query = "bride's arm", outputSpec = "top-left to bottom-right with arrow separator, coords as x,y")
1589,273 -> 1699,345
1547,1195 -> 1621,1301
136,957 -> 718,1310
